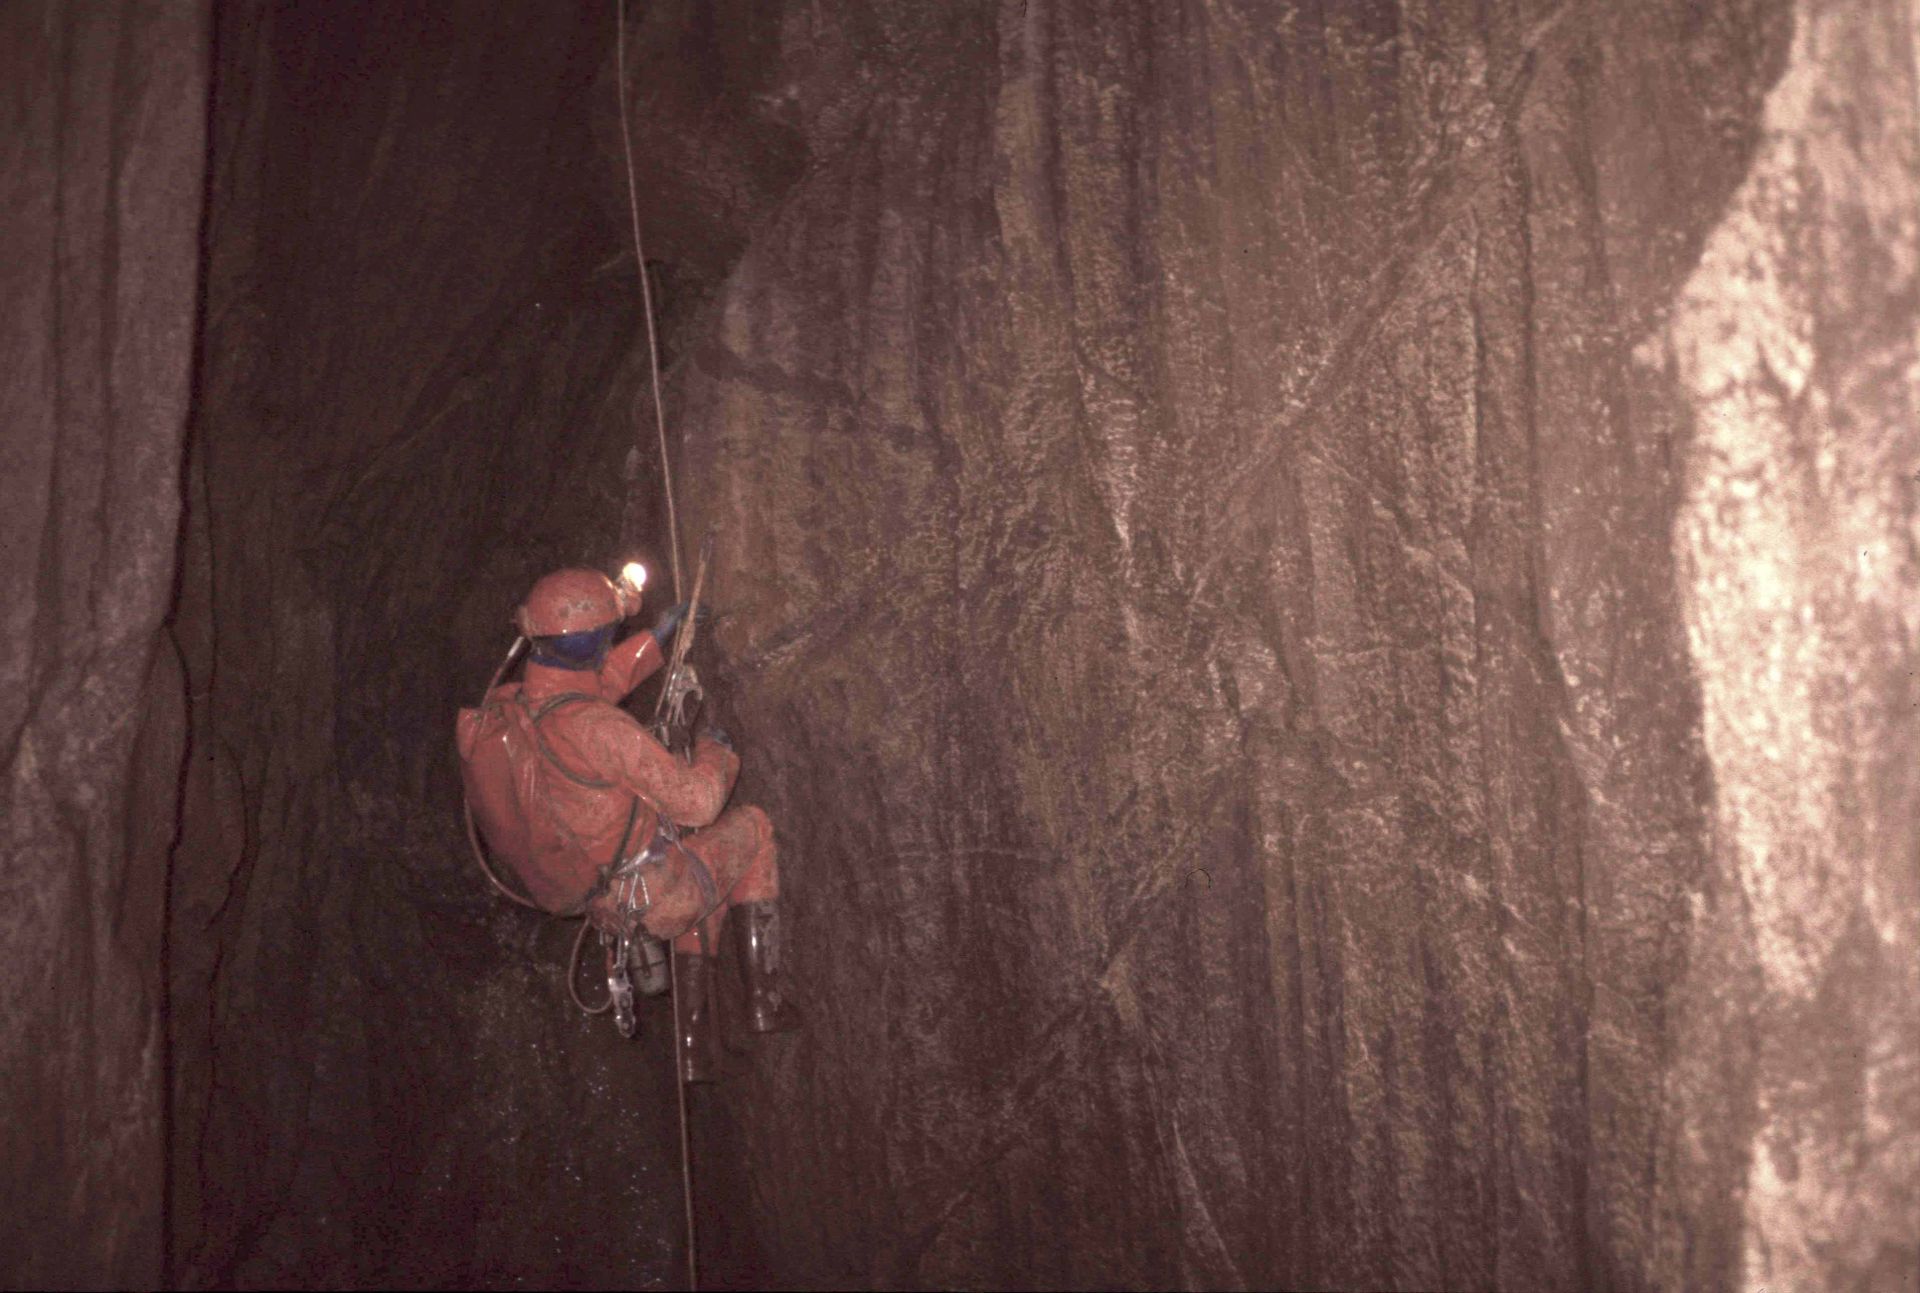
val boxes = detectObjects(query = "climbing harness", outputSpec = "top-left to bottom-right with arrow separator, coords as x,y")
517,688 -> 687,1037
463,665 -> 707,1030
571,824 -> 721,1036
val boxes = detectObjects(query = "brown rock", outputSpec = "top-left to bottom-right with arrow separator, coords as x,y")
1669,1 -> 1920,1283
0,4 -> 209,1285
673,0 -> 1914,1287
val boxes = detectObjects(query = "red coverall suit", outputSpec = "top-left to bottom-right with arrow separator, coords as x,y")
458,629 -> 779,955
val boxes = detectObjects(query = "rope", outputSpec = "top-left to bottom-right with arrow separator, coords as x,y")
617,0 -> 682,605
669,943 -> 698,1288
651,533 -> 711,730
568,917 -> 614,1014
616,4 -> 698,1287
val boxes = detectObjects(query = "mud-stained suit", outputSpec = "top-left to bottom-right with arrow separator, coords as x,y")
456,629 -> 779,953
457,565 -> 793,1079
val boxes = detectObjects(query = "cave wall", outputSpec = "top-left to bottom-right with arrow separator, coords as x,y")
4,0 -> 1910,1288
666,0 -> 1917,1288
0,5 -> 208,1286
1669,0 -> 1920,1280
170,4 -> 676,1285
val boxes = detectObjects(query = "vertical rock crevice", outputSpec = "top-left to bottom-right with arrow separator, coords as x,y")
165,3 -> 810,1285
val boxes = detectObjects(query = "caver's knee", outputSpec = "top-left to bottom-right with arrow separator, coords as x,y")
730,805 -> 778,903
736,804 -> 774,859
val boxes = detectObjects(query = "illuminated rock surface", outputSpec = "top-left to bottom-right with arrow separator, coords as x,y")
1670,2 -> 1919,1282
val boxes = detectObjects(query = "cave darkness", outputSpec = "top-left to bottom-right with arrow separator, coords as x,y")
4,1 -> 1916,1290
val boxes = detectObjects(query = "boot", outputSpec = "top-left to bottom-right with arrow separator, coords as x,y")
674,953 -> 722,1083
739,901 -> 801,1034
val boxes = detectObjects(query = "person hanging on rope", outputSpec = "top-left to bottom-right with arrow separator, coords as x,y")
456,563 -> 796,1081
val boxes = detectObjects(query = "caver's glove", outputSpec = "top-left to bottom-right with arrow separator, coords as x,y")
651,602 -> 689,646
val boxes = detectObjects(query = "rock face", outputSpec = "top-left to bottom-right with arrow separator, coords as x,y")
1670,2 -> 1920,1282
6,0 -> 1912,1288
668,0 -> 1916,1287
0,6 -> 208,1287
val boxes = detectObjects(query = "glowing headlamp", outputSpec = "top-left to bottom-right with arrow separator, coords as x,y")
620,561 -> 648,591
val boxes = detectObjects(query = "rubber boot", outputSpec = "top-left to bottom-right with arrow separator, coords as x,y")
675,953 -> 722,1083
739,901 -> 800,1034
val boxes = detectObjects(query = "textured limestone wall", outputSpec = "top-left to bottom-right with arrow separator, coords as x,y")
663,0 -> 1914,1287
1669,0 -> 1919,1283
0,4 -> 208,1286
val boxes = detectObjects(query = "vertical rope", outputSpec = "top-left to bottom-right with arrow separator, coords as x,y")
667,950 -> 698,1291
616,4 -> 697,1288
618,0 -> 683,604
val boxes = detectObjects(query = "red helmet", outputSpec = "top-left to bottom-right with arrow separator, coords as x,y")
517,568 -> 623,637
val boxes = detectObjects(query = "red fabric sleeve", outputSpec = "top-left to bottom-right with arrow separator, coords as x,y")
570,705 -> 740,829
596,631 -> 664,702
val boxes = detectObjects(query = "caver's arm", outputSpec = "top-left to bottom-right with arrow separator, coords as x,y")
596,631 -> 665,702
572,703 -> 739,828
